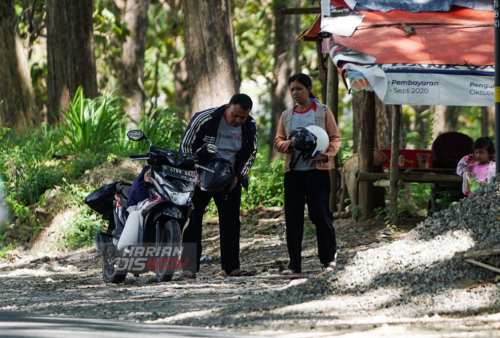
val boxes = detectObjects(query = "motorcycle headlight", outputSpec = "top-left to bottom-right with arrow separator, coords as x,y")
153,171 -> 194,205
168,190 -> 192,205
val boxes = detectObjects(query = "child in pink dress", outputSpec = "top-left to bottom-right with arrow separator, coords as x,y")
456,136 -> 496,196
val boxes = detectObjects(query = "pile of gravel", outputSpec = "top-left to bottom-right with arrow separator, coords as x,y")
273,178 -> 500,316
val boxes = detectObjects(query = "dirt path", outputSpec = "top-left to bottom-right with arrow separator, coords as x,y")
1,211 -> 500,337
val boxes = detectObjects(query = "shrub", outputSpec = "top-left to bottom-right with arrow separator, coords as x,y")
132,108 -> 186,152
59,87 -> 126,154
243,154 -> 285,210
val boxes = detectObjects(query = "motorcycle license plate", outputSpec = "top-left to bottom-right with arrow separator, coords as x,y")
162,165 -> 197,182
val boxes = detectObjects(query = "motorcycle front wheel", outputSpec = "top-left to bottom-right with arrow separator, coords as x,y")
102,244 -> 127,284
155,219 -> 181,282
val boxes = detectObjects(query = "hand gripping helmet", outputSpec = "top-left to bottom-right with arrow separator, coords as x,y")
288,125 -> 329,161
199,157 -> 235,193
305,125 -> 329,159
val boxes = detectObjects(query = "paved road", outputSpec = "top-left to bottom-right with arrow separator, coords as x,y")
0,311 -> 261,338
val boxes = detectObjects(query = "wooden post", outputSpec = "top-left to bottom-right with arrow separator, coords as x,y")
389,105 -> 402,214
281,8 -> 321,15
358,172 -> 462,183
358,91 -> 376,221
326,57 -> 339,212
316,41 -> 327,104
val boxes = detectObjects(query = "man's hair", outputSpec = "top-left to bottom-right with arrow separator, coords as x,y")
474,136 -> 495,156
229,94 -> 253,111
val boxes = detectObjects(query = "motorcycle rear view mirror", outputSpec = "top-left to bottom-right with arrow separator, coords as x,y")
206,144 -> 218,154
127,130 -> 147,141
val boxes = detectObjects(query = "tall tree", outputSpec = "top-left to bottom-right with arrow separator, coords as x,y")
432,105 -> 461,138
374,96 -> 391,149
411,105 -> 432,149
481,106 -> 494,137
119,0 -> 150,128
46,0 -> 97,124
269,0 -> 301,161
162,0 -> 189,120
0,0 -> 37,128
181,0 -> 239,114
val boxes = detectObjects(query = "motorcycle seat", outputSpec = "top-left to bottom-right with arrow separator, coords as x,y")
116,182 -> 132,207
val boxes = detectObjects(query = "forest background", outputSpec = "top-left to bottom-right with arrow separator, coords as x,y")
0,0 -> 494,255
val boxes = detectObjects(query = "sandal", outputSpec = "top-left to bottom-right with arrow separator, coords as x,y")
323,259 -> 337,272
323,252 -> 338,272
228,269 -> 255,277
177,270 -> 196,281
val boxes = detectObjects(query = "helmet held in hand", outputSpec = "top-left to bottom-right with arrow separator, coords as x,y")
305,125 -> 329,159
199,157 -> 235,194
289,126 -> 329,161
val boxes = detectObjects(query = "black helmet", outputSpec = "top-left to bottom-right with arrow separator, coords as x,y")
200,158 -> 235,193
288,127 -> 317,161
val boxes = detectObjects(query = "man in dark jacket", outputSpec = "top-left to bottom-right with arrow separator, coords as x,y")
179,94 -> 257,279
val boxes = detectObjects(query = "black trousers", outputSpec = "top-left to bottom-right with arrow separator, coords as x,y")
181,183 -> 242,274
284,169 -> 337,273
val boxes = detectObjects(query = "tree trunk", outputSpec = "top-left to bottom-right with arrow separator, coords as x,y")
488,106 -> 495,137
374,95 -> 391,149
355,91 -> 376,221
413,105 -> 432,149
481,106 -> 490,137
120,0 -> 150,128
181,0 -> 239,114
269,0 -> 301,162
46,0 -> 97,123
0,0 -> 37,128
432,105 -> 461,138
165,0 -> 189,121
352,92 -> 363,153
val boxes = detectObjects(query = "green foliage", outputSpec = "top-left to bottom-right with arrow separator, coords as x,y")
59,87 -> 126,154
352,204 -> 362,221
50,182 -> 107,251
232,0 -> 274,82
407,183 -> 432,213
93,3 -> 130,90
457,106 -> 483,142
204,154 -> 285,218
373,207 -> 400,234
337,137 -> 354,164
435,190 -> 459,210
402,105 -> 434,150
1,143 -> 60,207
373,183 -> 432,232
304,216 -> 316,237
133,107 -> 186,152
0,243 -> 14,259
243,154 -> 285,210
0,126 -> 106,213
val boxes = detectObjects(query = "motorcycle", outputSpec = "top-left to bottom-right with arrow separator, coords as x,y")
86,130 -> 217,284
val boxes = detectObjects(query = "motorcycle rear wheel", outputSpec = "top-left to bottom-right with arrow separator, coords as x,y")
102,244 -> 127,284
155,219 -> 181,282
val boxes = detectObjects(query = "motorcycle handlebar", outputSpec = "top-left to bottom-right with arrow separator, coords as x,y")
195,164 -> 214,173
130,154 -> 148,159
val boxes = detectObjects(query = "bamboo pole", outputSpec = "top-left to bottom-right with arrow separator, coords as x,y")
464,259 -> 500,274
454,247 -> 500,259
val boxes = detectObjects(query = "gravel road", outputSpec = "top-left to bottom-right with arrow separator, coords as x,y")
2,181 -> 500,337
